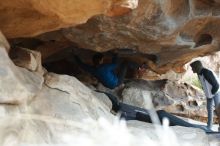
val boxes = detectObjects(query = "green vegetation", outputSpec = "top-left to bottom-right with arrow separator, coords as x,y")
183,76 -> 202,90
191,77 -> 202,89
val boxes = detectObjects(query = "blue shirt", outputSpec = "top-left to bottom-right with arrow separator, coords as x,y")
76,56 -> 119,89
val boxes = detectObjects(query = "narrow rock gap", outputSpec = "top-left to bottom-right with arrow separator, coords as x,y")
8,38 -> 159,84
195,34 -> 213,47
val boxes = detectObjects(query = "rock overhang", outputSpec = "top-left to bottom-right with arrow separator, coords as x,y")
1,0 -> 220,76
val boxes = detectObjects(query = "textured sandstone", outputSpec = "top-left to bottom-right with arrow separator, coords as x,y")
0,35 -> 43,104
0,72 -> 210,145
2,0 -> 220,74
0,33 -> 213,144
10,47 -> 43,73
0,0 -> 138,38
63,0 -> 220,73
121,79 -> 216,123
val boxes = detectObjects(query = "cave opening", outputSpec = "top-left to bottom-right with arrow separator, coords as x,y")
41,47 -> 158,85
8,38 -> 159,87
195,33 -> 213,47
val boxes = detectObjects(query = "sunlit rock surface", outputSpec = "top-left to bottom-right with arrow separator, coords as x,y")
0,0 -> 138,38
0,38 -> 43,104
0,72 -> 210,145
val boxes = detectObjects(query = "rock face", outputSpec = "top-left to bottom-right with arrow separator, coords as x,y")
2,0 -> 220,74
0,41 -> 43,104
10,47 -> 44,74
1,1 -> 220,145
162,81 -> 210,122
0,32 -> 213,146
63,0 -> 220,73
0,0 -> 138,38
121,79 -> 217,123
0,72 -> 210,145
1,0 -> 220,75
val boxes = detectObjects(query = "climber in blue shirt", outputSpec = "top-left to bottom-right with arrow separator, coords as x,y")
75,53 -> 142,89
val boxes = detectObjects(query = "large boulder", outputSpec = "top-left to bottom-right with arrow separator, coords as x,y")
1,0 -> 220,75
0,73 -> 115,144
0,0 -> 138,38
0,33 -> 43,104
63,0 -> 220,73
2,0 -> 220,76
43,73 -> 113,121
0,72 -> 210,145
10,47 -> 44,75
